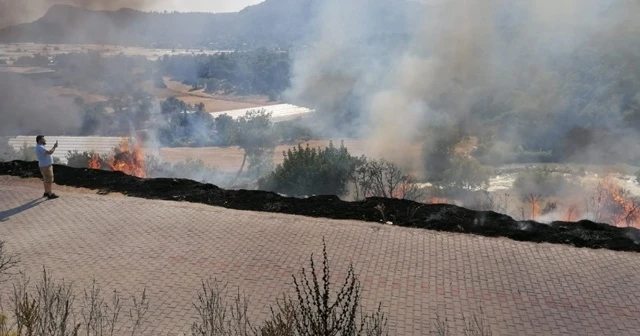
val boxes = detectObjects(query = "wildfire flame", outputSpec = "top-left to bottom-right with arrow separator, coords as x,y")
88,155 -> 101,169
427,197 -> 450,204
108,138 -> 146,178
520,174 -> 640,228
564,204 -> 579,222
594,175 -> 640,227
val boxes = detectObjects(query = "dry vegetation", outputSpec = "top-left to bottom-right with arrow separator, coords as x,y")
0,43 -> 226,62
159,140 -> 424,174
147,78 -> 270,112
48,87 -> 109,103
0,43 -> 273,114
0,238 -> 494,335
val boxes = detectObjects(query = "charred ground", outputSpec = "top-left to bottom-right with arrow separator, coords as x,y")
2,160 -> 640,253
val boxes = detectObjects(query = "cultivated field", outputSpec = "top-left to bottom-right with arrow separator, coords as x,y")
0,43 -> 272,111
0,42 -> 230,62
148,78 -> 273,112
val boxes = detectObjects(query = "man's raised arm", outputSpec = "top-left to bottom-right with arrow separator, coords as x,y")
46,141 -> 58,155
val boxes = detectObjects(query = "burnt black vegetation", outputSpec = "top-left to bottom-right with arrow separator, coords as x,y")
1,160 -> 639,252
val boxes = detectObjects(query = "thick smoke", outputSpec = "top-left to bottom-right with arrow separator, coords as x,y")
0,73 -> 81,135
285,0 -> 640,169
0,0 -> 157,137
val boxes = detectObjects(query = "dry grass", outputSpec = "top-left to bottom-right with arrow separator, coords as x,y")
148,78 -> 273,112
0,66 -> 53,74
48,87 -> 109,103
159,140 -> 424,174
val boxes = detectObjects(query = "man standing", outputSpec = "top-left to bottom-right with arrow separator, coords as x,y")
35,135 -> 59,199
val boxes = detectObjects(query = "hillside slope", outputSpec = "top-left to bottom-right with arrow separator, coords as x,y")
0,0 -> 420,48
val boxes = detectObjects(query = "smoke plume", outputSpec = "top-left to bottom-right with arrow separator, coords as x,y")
0,0 -> 158,137
0,73 -> 81,135
285,0 -> 640,169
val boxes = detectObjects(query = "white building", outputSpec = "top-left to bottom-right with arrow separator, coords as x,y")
209,104 -> 315,123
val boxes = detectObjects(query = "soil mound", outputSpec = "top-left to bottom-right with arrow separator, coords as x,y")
2,160 -> 639,252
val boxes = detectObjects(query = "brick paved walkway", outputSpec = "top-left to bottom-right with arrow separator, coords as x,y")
1,179 -> 640,335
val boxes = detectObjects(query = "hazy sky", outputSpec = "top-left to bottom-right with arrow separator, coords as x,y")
148,0 -> 265,13
0,0 -> 266,28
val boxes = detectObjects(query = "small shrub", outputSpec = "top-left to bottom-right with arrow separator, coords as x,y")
8,268 -> 149,336
65,151 -> 108,169
0,138 -> 18,162
254,299 -> 296,336
190,240 -> 388,336
190,279 -> 252,336
351,158 -> 423,201
0,240 -> 18,281
289,240 -> 388,336
259,142 -> 359,197
16,143 -> 36,162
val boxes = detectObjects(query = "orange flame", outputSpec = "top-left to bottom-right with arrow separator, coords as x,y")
552,174 -> 639,228
108,138 -> 146,178
528,195 -> 541,221
88,155 -> 101,169
596,176 -> 639,227
427,197 -> 449,204
564,204 -> 579,222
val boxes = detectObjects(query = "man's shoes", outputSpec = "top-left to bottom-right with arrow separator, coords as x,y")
43,192 -> 48,198
47,193 -> 59,200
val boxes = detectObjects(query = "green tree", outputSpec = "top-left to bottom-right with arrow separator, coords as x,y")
214,114 -> 237,146
161,96 -> 191,115
259,141 -> 359,197
234,109 -> 278,179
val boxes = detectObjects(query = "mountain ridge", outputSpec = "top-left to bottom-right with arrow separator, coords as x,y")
0,0 -> 420,49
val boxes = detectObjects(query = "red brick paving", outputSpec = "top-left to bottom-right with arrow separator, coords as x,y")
1,180 -> 640,335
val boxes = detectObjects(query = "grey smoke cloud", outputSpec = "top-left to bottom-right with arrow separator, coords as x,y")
0,73 -> 81,135
286,0 -> 640,168
0,0 -> 157,137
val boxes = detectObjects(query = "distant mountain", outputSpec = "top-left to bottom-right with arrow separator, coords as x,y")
0,0 -> 421,49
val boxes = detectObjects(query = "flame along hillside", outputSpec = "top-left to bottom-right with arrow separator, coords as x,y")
520,175 -> 640,229
553,176 -> 640,228
82,137 -> 640,230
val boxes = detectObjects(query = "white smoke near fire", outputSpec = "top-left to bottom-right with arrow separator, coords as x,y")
285,0 -> 640,169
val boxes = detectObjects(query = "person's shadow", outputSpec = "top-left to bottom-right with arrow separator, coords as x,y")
0,199 -> 45,222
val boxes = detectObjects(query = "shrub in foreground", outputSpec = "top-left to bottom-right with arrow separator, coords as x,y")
0,240 -> 493,335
